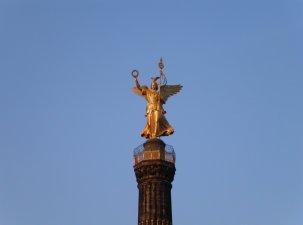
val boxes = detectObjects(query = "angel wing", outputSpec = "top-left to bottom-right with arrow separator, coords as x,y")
160,84 -> 182,103
132,86 -> 148,100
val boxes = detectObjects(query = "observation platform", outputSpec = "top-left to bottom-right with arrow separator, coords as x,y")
133,138 -> 176,165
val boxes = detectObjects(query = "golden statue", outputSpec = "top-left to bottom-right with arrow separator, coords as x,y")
132,58 -> 182,139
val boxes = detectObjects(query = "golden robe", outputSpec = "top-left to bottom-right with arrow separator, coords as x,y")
140,88 -> 174,139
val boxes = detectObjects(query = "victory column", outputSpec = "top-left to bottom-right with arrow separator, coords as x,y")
132,59 -> 182,225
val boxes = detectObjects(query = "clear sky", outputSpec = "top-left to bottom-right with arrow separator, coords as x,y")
0,1 -> 302,225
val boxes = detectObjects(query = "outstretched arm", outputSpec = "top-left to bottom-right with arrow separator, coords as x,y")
133,76 -> 142,91
132,70 -> 143,91
132,70 -> 148,96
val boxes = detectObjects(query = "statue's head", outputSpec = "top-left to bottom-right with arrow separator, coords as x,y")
151,77 -> 160,90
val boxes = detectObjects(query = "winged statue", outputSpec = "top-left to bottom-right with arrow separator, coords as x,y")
132,59 -> 182,139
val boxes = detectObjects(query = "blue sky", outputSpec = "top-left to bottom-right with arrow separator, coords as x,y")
0,1 -> 302,225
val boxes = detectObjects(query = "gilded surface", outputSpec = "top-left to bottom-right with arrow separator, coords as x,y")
132,59 -> 182,139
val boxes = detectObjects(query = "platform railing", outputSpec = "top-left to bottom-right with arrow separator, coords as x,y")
133,143 -> 176,164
